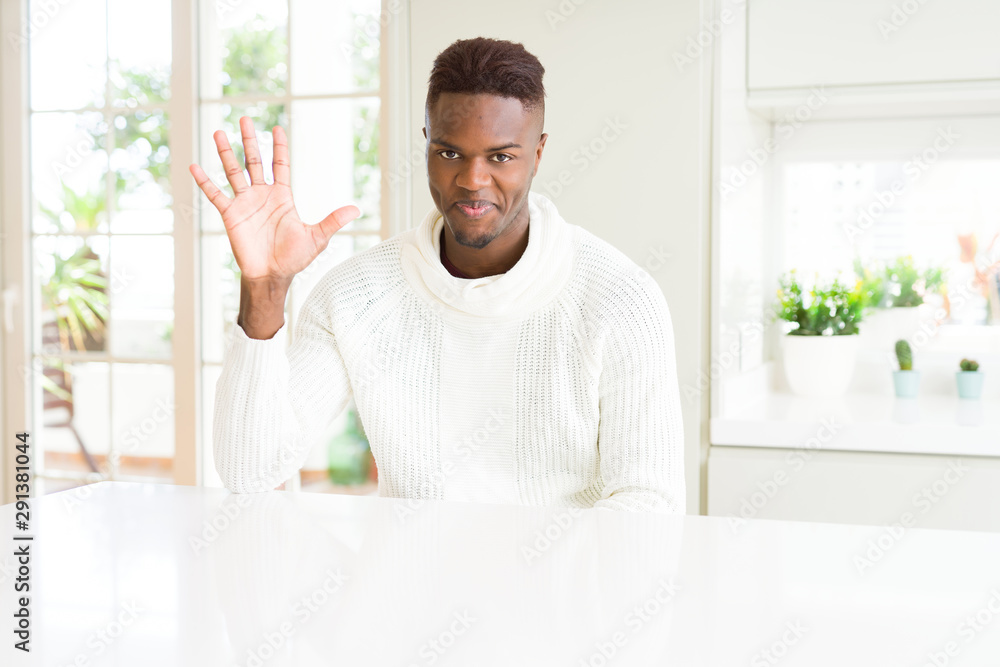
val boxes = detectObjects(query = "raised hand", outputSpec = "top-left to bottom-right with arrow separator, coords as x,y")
189,116 -> 361,283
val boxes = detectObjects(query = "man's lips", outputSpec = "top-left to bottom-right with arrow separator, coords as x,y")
455,201 -> 495,220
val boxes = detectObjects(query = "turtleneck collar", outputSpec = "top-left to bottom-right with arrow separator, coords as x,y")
399,190 -> 577,321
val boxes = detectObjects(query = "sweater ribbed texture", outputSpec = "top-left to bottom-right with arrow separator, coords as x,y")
213,191 -> 685,513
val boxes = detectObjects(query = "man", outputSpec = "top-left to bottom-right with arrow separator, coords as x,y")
190,37 -> 685,513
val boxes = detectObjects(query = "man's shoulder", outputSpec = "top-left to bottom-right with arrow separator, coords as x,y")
297,230 -> 412,317
315,230 -> 409,288
564,227 -> 674,356
568,225 -> 669,312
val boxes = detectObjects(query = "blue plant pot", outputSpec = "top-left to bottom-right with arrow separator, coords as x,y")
956,371 -> 984,400
892,370 -> 920,398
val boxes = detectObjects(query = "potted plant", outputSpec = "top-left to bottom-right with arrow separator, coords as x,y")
956,358 -> 984,400
883,255 -> 945,340
774,270 -> 865,398
853,257 -> 888,312
854,257 -> 889,347
885,256 -> 943,308
327,399 -> 372,485
36,189 -> 110,475
892,339 -> 920,398
40,245 -> 109,353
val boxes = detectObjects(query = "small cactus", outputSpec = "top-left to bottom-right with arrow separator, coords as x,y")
960,358 -> 980,372
895,339 -> 913,371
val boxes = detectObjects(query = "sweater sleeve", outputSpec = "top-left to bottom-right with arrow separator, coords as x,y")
592,277 -> 686,514
212,285 -> 353,493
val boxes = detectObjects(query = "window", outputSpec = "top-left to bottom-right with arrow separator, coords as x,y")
197,0 -> 384,493
27,0 -> 177,494
712,112 -> 1000,426
8,0 -> 389,497
771,116 -> 1000,339
780,159 -> 1000,327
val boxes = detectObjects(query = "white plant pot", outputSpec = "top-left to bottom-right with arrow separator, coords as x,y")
857,308 -> 889,350
859,306 -> 923,351
884,306 -> 922,346
781,334 -> 860,398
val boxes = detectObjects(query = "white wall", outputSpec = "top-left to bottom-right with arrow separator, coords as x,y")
748,0 -> 1000,90
710,0 -> 773,416
0,0 -> 31,504
404,0 -> 713,513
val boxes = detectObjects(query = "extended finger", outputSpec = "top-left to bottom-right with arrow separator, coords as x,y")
189,163 -> 231,214
314,204 -> 362,244
213,129 -> 249,194
272,125 -> 290,187
240,116 -> 266,185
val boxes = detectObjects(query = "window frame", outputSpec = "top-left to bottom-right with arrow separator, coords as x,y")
0,0 -> 413,502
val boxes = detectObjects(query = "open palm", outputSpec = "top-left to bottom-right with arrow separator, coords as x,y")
189,116 -> 360,282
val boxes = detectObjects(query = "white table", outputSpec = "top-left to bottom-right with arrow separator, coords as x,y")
2,481 -> 1000,665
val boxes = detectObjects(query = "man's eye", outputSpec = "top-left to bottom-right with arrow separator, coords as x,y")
439,150 -> 459,159
492,154 -> 513,163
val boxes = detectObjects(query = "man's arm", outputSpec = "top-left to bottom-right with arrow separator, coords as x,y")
592,276 -> 686,513
213,275 -> 353,493
238,274 -> 292,340
189,116 -> 361,492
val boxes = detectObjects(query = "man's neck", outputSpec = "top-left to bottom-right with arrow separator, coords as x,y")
441,218 -> 530,278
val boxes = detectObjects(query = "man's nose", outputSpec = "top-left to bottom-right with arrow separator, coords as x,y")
455,157 -> 492,191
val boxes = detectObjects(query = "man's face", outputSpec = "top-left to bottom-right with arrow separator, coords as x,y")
423,93 -> 547,250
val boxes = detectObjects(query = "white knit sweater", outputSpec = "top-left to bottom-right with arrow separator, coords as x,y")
213,191 -> 686,513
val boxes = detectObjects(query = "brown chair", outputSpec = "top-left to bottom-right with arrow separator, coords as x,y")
40,319 -> 100,474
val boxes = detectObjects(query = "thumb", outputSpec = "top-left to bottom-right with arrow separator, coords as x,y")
315,204 -> 362,243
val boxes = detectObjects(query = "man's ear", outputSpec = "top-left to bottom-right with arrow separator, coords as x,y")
422,126 -> 427,139
533,132 -> 548,176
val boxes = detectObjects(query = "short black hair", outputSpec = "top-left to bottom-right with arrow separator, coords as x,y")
426,37 -> 546,118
